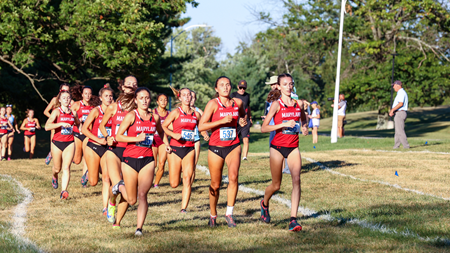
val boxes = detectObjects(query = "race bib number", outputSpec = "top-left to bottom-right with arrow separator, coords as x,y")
115,124 -> 127,136
181,129 -> 195,142
29,127 -> 35,132
220,127 -> 236,141
81,114 -> 88,123
282,120 -> 300,135
136,133 -> 153,148
98,127 -> 111,138
61,126 -> 73,135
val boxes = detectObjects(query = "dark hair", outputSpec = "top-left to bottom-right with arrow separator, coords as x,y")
267,73 -> 293,102
214,76 -> 231,98
157,93 -> 168,101
117,86 -> 138,112
118,75 -> 138,92
53,90 -> 72,109
135,87 -> 151,97
99,83 -> 113,97
59,83 -> 70,91
71,84 -> 93,102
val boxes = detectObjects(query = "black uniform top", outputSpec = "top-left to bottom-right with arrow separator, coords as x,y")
231,91 -> 250,114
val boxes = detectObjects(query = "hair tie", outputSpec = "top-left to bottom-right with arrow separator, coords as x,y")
104,84 -> 108,88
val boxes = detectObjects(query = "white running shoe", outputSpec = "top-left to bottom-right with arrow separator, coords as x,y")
135,228 -> 143,236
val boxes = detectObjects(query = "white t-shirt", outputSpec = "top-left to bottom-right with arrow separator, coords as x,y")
311,108 -> 320,127
393,88 -> 408,111
338,100 -> 347,116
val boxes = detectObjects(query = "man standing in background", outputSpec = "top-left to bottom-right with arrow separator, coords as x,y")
332,94 -> 347,138
389,80 -> 410,149
231,80 -> 252,160
262,76 -> 278,145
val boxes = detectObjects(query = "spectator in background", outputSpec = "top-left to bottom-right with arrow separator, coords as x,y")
389,80 -> 410,149
308,101 -> 320,143
331,94 -> 347,138
262,76 -> 279,145
231,80 -> 252,161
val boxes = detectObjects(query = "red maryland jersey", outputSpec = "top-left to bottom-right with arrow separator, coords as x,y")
53,107 -> 75,142
24,119 -> 37,135
271,99 -> 301,148
209,98 -> 240,147
89,106 -> 112,144
110,101 -> 128,148
73,101 -> 93,133
170,107 -> 197,147
0,117 -> 8,134
123,110 -> 157,158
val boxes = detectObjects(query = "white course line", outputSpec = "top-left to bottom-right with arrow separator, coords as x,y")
0,174 -> 43,252
344,149 -> 450,155
303,157 -> 450,201
196,164 -> 450,244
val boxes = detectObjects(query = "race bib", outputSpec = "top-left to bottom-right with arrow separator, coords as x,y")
181,129 -> 195,142
29,127 -> 35,132
115,124 -> 127,136
282,120 -> 300,135
97,127 -> 111,138
220,127 -> 236,141
61,126 -> 73,135
136,133 -> 153,148
81,114 -> 88,123
1,125 -> 7,130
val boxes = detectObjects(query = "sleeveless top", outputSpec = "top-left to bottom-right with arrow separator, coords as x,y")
154,108 -> 168,138
209,98 -> 240,147
170,107 -> 197,147
53,107 -> 75,142
271,99 -> 301,148
73,101 -> 93,134
24,118 -> 37,135
0,117 -> 9,134
89,106 -> 112,144
123,110 -> 157,158
110,101 -> 128,148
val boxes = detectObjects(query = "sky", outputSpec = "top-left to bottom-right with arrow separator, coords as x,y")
181,0 -> 283,61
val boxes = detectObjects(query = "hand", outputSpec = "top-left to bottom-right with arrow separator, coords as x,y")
308,115 -> 312,119
261,116 -> 266,119
250,118 -> 253,124
389,110 -> 394,117
221,115 -> 233,124
283,120 -> 296,128
165,145 -> 172,154
202,133 -> 210,141
107,136 -> 115,146
239,118 -> 247,127
172,133 -> 182,141
137,132 -> 146,142
302,125 -> 309,136
97,138 -> 107,145
331,104 -> 334,107
60,123 -> 72,128
17,130 -> 21,134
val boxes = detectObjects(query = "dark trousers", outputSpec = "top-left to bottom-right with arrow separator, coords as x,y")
394,111 -> 409,148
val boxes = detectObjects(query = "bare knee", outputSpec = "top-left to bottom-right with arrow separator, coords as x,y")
271,181 -> 281,192
228,174 -> 238,184
90,179 -> 98,186
128,197 -> 137,206
170,180 -> 179,188
209,183 -> 220,196
138,191 -> 147,201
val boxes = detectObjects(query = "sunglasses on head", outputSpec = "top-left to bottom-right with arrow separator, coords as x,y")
6,104 -> 12,108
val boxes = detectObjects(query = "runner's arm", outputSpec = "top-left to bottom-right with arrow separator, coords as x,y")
43,97 -> 56,118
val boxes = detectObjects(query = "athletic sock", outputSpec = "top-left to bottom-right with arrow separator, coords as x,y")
262,201 -> 268,208
110,201 -> 116,206
226,206 -> 234,216
210,214 -> 217,218
290,217 -> 297,222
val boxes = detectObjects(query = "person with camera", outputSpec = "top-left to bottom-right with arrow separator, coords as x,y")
331,94 -> 347,138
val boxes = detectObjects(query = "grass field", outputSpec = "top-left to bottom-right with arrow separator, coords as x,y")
0,106 -> 449,252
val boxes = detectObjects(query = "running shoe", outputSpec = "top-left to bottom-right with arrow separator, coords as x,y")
135,228 -> 143,236
208,215 -> 217,228
45,152 -> 52,165
60,191 -> 69,200
288,219 -> 302,232
225,215 -> 236,228
81,171 -> 88,187
52,177 -> 58,189
107,202 -> 116,223
153,184 -> 159,189
260,199 -> 270,223
7,157 -> 11,161
180,209 -> 187,214
113,224 -> 120,229
112,180 -> 124,195
242,157 -> 247,161
102,208 -> 107,216
1,157 -> 5,161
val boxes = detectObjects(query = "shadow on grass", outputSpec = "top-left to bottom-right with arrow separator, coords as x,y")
302,160 -> 358,174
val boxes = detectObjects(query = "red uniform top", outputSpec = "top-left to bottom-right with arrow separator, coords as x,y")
89,106 -> 112,144
73,101 -> 93,134
170,107 -> 197,147
24,119 -> 37,135
53,107 -> 75,142
153,108 -> 168,145
0,117 -> 8,134
271,99 -> 301,148
209,98 -> 240,147
123,110 -> 157,158
110,101 -> 128,148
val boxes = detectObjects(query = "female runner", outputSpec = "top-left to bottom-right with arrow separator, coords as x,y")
190,90 -> 209,167
82,84 -> 114,215
152,93 -> 169,188
198,76 -> 247,228
44,83 -> 71,165
6,105 -> 21,161
115,87 -> 169,236
100,76 -> 138,225
45,90 -> 80,199
162,88 -> 200,213
0,107 -> 13,161
70,85 -> 94,186
20,109 -> 41,159
260,73 -> 308,232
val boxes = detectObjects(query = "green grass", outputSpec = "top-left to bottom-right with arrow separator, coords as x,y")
0,176 -> 23,210
0,222 -> 39,253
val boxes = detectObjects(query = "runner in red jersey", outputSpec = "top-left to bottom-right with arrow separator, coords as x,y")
0,107 -> 13,160
45,90 -> 80,200
162,88 -> 201,213
82,84 -> 114,215
115,87 -> 169,236
43,83 -> 71,165
70,85 -> 95,187
20,109 -> 41,159
198,76 -> 247,228
260,73 -> 308,232
99,76 -> 138,227
152,93 -> 169,188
